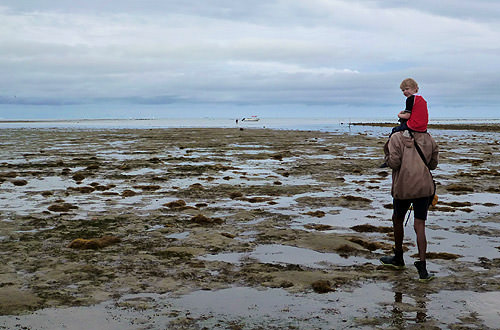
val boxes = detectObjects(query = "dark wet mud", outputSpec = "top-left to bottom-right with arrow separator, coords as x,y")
0,127 -> 499,329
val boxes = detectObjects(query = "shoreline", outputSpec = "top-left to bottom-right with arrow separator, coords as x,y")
351,122 -> 500,132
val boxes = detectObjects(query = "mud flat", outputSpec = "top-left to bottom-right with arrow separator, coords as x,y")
0,127 -> 499,329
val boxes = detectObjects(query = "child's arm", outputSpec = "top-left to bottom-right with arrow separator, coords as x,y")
398,111 -> 411,120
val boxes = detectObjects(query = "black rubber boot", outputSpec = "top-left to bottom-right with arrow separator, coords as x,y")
414,260 -> 435,282
380,249 -> 405,269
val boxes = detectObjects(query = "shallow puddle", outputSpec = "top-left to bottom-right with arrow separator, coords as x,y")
165,231 -> 190,239
199,243 -> 374,268
425,290 -> 500,328
2,283 -> 497,329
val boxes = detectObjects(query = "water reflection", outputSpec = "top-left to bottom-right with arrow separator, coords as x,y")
390,286 -> 429,328
391,291 -> 405,328
416,298 -> 427,323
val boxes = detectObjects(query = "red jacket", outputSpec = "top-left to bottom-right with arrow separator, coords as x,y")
407,94 -> 428,132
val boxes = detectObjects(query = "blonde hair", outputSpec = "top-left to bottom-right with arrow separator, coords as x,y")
400,78 -> 419,91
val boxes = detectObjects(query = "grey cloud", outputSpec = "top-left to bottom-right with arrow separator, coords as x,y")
366,0 -> 500,22
0,1 -> 499,118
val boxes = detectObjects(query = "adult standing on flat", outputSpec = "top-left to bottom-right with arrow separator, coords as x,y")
380,129 -> 438,282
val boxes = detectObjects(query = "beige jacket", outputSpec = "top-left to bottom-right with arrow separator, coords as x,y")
384,130 -> 438,200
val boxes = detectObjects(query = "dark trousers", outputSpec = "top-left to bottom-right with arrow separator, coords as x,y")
390,122 -> 409,136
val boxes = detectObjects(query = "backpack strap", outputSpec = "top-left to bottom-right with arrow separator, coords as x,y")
408,130 -> 437,199
408,130 -> 430,169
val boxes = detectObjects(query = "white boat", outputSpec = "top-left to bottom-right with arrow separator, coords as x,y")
242,116 -> 259,122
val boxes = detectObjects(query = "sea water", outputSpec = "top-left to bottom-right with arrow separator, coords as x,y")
1,117 -> 499,131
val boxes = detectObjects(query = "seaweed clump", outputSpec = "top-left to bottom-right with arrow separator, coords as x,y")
67,236 -> 121,250
351,224 -> 393,233
191,214 -> 224,225
12,179 -> 28,186
304,223 -> 333,231
164,200 -> 187,209
342,195 -> 372,202
311,280 -> 334,293
303,211 -> 326,218
122,190 -> 137,197
48,203 -> 78,212
445,184 -> 474,192
410,252 -> 461,260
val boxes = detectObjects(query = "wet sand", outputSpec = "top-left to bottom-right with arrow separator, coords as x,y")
0,126 -> 499,329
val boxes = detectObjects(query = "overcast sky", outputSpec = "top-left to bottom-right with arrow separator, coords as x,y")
1,0 -> 499,119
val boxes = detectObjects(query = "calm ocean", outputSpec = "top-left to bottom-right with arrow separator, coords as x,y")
1,117 -> 499,138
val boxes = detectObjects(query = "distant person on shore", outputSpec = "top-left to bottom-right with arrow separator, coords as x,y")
381,78 -> 429,168
379,124 -> 438,282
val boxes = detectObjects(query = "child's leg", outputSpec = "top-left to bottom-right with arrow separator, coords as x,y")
391,122 -> 409,135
